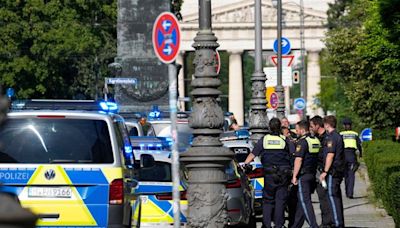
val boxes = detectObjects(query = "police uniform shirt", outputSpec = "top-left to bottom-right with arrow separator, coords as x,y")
295,134 -> 319,170
323,130 -> 345,171
252,133 -> 295,167
317,131 -> 327,167
340,131 -> 363,161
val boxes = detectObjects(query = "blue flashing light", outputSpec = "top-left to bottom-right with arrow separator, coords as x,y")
148,110 -> 161,119
148,105 -> 162,119
99,101 -> 118,113
124,145 -> 133,154
6,88 -> 15,98
236,129 -> 250,139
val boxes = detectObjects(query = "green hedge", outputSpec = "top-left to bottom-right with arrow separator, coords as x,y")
364,140 -> 400,226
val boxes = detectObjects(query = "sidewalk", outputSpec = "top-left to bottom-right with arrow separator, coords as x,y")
255,163 -> 396,227
312,163 -> 395,227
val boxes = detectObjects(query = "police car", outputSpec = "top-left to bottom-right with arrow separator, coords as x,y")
0,100 -> 153,227
221,129 -> 264,215
129,138 -> 187,227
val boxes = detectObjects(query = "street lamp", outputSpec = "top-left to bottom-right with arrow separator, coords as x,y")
180,0 -> 233,227
274,0 -> 285,119
249,0 -> 269,143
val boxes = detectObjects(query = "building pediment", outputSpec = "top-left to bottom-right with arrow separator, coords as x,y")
182,0 -> 327,25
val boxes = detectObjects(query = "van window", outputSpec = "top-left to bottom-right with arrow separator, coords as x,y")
0,118 -> 114,164
137,161 -> 171,182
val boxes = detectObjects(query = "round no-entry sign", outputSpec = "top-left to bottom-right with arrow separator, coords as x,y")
152,12 -> 181,64
270,92 -> 278,110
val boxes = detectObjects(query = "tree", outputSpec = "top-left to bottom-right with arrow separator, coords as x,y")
0,0 -> 117,99
324,0 -> 400,129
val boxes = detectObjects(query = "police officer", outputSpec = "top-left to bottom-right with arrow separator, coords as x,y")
340,118 -> 362,199
319,115 -> 345,228
310,115 -> 332,227
243,118 -> 295,228
291,120 -> 320,228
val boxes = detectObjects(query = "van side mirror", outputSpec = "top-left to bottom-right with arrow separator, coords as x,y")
140,154 -> 155,168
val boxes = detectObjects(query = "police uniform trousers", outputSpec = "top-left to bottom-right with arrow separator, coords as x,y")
326,174 -> 345,228
316,172 -> 333,227
263,170 -> 290,228
291,173 -> 318,228
288,185 -> 301,228
344,148 -> 357,198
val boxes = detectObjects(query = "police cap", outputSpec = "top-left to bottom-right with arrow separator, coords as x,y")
342,118 -> 352,125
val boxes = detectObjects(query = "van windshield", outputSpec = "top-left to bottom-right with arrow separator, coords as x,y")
0,118 -> 114,164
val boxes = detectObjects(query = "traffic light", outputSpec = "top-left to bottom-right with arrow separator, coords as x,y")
292,70 -> 300,84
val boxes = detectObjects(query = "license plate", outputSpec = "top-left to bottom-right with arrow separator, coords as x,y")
28,187 -> 72,198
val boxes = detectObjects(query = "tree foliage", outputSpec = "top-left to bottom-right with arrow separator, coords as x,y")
0,0 -> 117,99
323,0 -> 400,129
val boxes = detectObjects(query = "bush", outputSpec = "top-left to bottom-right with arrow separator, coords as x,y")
364,140 -> 400,226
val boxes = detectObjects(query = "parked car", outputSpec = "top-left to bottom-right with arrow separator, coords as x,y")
221,129 -> 264,215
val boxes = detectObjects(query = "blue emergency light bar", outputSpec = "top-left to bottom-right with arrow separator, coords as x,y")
11,99 -> 119,113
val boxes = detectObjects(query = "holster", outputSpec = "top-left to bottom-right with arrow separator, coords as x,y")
351,162 -> 360,172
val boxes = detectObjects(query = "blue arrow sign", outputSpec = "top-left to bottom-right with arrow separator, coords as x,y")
293,98 -> 306,110
273,37 -> 291,55
360,128 -> 372,142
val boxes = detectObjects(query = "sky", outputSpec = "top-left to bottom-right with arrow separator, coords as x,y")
181,0 -> 334,15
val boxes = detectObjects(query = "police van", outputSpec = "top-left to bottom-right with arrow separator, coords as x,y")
0,100 -> 152,227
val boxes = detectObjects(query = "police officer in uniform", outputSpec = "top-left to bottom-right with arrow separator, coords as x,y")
243,118 -> 295,228
340,118 -> 362,199
291,120 -> 320,228
319,115 -> 345,228
310,115 -> 332,227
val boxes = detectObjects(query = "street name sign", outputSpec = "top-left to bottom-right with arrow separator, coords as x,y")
273,37 -> 291,55
107,78 -> 137,85
152,12 -> 181,64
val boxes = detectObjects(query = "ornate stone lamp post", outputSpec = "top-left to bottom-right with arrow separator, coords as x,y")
180,0 -> 233,227
249,0 -> 269,142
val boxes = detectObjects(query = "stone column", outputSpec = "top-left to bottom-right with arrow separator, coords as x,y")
306,50 -> 322,116
228,50 -> 244,126
176,51 -> 186,111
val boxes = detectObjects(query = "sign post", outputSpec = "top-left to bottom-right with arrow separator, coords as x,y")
153,12 -> 181,228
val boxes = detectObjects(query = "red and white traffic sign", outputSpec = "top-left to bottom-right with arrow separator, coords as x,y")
270,92 -> 279,110
215,50 -> 221,74
152,12 -> 181,64
271,55 -> 295,67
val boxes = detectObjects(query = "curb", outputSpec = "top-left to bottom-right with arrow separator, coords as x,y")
357,162 -> 395,223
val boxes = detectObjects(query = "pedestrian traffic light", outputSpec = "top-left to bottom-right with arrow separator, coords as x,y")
292,70 -> 300,84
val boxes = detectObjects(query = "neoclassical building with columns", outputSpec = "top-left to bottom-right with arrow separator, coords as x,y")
176,0 -> 327,125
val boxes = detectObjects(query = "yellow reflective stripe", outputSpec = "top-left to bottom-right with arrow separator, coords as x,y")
340,131 -> 358,149
21,165 -> 97,226
263,135 -> 286,150
305,137 -> 321,154
102,167 -> 123,183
